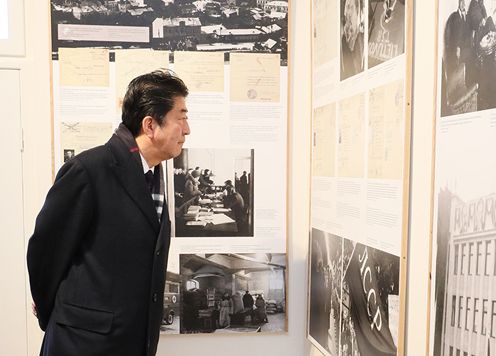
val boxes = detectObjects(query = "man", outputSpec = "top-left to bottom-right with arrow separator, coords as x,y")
467,0 -> 496,109
63,149 -> 75,162
184,169 -> 202,202
242,290 -> 254,309
223,184 -> 246,234
341,0 -> 365,79
199,168 -> 214,193
444,0 -> 473,80
27,70 -> 190,356
242,290 -> 255,322
238,171 -> 249,206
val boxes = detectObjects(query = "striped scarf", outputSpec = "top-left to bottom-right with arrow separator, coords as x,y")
147,165 -> 166,221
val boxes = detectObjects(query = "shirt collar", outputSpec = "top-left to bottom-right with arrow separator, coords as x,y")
139,152 -> 153,174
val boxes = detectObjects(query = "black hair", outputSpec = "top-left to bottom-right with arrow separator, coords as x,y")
121,69 -> 189,137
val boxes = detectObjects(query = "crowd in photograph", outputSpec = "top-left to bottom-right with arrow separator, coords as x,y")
181,289 -> 273,333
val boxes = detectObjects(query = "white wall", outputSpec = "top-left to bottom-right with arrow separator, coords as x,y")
0,0 -> 52,356
0,0 -> 53,355
5,0 -> 438,355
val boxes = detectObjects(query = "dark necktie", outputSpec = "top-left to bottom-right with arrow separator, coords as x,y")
145,170 -> 154,193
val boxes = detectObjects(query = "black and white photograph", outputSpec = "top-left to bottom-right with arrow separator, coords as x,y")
432,189 -> 496,355
160,271 -> 182,334
340,0 -> 365,80
63,148 -> 75,162
50,0 -> 288,64
308,228 -> 400,356
173,148 -> 254,237
179,253 -> 286,334
341,241 -> 399,356
430,123 -> 496,355
440,0 -> 496,116
308,228 -> 343,356
368,0 -> 405,68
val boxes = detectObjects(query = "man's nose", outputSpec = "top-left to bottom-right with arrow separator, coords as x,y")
184,120 -> 191,135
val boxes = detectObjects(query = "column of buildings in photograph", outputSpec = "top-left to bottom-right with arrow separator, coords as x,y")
442,194 -> 496,356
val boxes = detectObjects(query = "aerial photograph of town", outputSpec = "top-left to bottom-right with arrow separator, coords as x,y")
51,0 -> 288,64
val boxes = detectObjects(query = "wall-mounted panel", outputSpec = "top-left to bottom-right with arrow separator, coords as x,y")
49,0 -> 290,341
429,1 -> 496,355
308,0 -> 413,355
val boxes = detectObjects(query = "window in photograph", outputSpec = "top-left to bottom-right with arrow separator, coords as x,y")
0,0 -> 8,40
186,279 -> 199,290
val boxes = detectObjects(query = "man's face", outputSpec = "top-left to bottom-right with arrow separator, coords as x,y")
152,96 -> 190,161
459,0 -> 466,12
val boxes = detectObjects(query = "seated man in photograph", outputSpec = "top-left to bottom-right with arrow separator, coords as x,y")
184,169 -> 202,202
199,168 -> 214,193
223,184 -> 247,233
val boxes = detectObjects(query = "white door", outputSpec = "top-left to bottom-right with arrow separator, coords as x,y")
0,69 -> 28,355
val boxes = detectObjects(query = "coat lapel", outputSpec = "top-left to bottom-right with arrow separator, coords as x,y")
156,199 -> 171,249
107,136 -> 161,233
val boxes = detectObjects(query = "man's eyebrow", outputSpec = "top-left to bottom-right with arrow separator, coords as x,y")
181,108 -> 188,113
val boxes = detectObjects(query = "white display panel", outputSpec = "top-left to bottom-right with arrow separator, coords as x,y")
429,1 -> 496,355
0,0 -> 8,39
308,0 -> 413,355
49,0 -> 290,338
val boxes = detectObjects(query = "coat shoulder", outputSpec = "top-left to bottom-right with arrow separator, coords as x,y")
76,144 -> 112,166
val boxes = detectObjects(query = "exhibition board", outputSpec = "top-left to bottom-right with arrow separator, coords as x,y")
428,0 -> 496,355
49,0 -> 289,336
308,0 -> 413,355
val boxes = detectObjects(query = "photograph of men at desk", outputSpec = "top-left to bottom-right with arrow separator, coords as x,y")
173,148 -> 254,237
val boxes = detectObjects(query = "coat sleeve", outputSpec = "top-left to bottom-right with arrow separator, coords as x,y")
27,158 -> 94,331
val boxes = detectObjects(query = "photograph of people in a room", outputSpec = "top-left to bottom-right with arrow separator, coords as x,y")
308,228 -> 400,356
341,0 -> 365,80
179,253 -> 286,334
440,0 -> 496,116
50,0 -> 288,64
173,148 -> 254,237
368,0 -> 405,68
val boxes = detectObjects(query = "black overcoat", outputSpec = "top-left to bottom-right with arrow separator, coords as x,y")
27,134 -> 171,356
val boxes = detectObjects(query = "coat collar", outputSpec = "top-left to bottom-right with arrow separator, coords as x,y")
106,133 -> 161,233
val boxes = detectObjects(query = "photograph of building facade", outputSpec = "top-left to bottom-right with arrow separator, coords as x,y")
434,192 -> 496,356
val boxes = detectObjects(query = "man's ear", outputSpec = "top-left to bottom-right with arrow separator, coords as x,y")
141,116 -> 155,139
